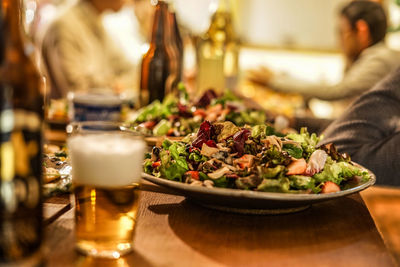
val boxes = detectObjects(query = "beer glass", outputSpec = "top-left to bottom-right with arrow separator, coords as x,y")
67,121 -> 146,258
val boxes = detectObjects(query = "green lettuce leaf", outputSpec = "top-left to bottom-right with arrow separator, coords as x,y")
212,90 -> 238,105
135,100 -> 162,122
189,151 -> 208,162
257,177 -> 290,192
260,146 -> 291,166
143,159 -> 153,174
286,127 -> 320,159
212,176 -> 231,188
161,163 -> 187,182
162,139 -> 173,149
160,150 -> 171,166
251,125 -> 266,139
288,175 -> 315,190
134,94 -> 178,123
258,165 -> 285,178
153,119 -> 171,136
251,124 -> 281,140
229,110 -> 267,126
313,158 -> 370,185
282,144 -> 303,159
178,82 -> 189,103
199,172 -> 208,181
159,146 -> 188,181
168,142 -> 188,170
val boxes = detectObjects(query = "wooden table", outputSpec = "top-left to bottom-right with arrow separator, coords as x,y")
42,183 -> 400,267
361,186 -> 400,265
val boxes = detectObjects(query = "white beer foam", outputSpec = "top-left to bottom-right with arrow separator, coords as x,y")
68,134 -> 146,187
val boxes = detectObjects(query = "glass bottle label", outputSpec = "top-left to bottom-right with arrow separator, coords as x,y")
0,107 -> 43,261
0,108 -> 42,213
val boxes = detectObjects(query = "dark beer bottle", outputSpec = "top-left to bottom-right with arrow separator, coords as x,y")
167,4 -> 183,81
164,3 -> 181,95
0,0 -> 44,264
140,1 -> 180,106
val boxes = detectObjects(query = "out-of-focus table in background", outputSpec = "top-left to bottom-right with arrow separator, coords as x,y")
45,128 -> 67,145
43,183 -> 400,266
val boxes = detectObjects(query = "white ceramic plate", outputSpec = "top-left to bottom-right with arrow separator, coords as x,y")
141,164 -> 376,215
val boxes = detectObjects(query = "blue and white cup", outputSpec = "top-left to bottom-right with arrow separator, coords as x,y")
70,92 -> 123,122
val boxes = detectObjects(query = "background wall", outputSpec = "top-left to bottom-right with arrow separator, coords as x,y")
174,0 -> 349,51
236,0 -> 348,50
32,0 -> 399,52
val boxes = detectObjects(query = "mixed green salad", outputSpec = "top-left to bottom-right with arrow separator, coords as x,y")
144,121 -> 371,194
129,84 -> 268,137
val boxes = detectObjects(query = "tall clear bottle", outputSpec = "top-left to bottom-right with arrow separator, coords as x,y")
196,0 -> 239,95
0,0 -> 44,264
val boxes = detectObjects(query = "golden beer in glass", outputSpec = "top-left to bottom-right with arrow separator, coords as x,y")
67,122 -> 145,258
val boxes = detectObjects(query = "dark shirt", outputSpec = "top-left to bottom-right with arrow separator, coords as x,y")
320,68 -> 400,186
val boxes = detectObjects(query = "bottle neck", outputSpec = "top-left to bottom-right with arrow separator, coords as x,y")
206,0 -> 236,45
150,1 -> 167,47
0,0 -> 40,92
170,12 -> 182,52
1,0 -> 25,50
216,0 -> 230,12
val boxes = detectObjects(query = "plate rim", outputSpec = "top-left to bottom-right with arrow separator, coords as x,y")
141,163 -> 376,201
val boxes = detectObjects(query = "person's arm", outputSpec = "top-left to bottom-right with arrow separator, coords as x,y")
268,52 -> 393,101
43,24 -> 86,94
323,124 -> 400,186
320,71 -> 400,186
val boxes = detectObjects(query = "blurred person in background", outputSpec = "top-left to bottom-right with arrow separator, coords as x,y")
320,67 -> 400,186
132,0 -> 154,42
42,0 -> 136,99
248,0 -> 400,118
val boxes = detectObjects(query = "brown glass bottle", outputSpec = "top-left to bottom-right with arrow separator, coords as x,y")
164,3 -> 181,94
167,4 -> 183,81
0,0 -> 43,264
140,1 -> 179,106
